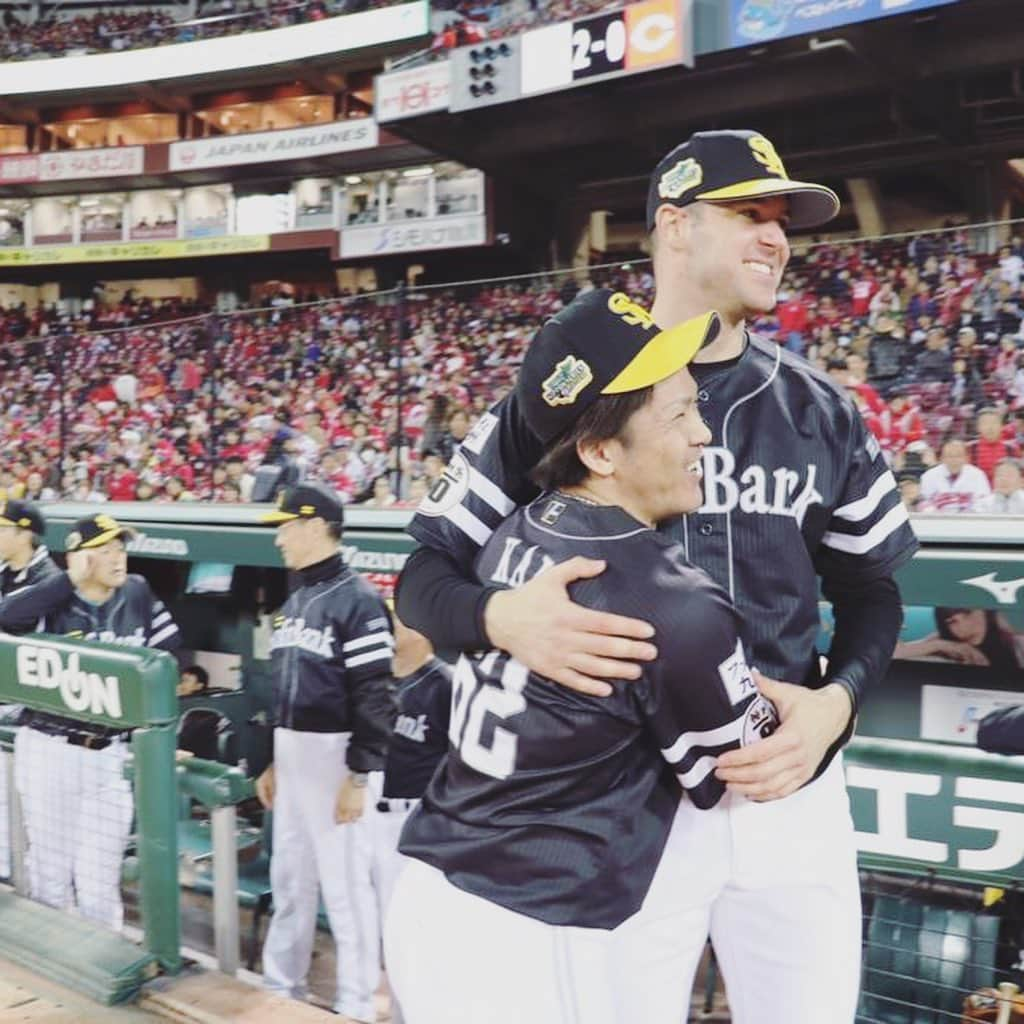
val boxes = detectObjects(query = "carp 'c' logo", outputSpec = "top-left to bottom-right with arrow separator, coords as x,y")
749,135 -> 787,178
542,356 -> 593,407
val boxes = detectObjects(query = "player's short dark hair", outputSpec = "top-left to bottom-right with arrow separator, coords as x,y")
326,520 -> 343,542
183,665 -> 209,690
531,387 -> 653,491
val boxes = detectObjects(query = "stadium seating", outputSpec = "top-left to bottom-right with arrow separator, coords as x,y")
0,231 -> 1021,508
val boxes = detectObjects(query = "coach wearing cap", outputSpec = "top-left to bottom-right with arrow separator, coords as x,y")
0,512 -> 181,930
0,499 -> 60,882
0,499 -> 59,602
256,481 -> 396,1023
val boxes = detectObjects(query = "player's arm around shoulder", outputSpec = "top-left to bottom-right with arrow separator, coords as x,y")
0,566 -> 74,634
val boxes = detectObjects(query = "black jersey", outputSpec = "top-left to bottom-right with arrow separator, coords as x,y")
0,546 -> 60,599
270,554 -> 396,773
382,657 -> 452,799
0,570 -> 181,737
400,495 -> 778,930
409,335 -> 918,691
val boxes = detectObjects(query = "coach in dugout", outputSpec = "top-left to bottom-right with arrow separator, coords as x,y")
256,482 -> 395,1023
0,499 -> 60,881
0,512 -> 180,930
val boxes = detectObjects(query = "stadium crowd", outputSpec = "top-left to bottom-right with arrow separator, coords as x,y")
0,227 -> 1022,512
0,0 -> 393,62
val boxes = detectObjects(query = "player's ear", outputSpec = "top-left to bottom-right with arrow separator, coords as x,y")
653,205 -> 691,253
576,437 -> 616,479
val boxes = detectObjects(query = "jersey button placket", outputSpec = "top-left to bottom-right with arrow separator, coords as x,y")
699,522 -> 714,536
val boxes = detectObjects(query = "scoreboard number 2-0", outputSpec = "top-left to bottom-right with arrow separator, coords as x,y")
572,14 -> 627,78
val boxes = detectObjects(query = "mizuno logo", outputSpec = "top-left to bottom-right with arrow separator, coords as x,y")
960,573 -> 1024,606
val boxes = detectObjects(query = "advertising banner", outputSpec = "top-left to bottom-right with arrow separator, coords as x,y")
0,234 -> 270,266
728,0 -> 959,48
0,146 -> 144,184
376,60 -> 452,121
169,120 -> 378,172
340,213 -> 486,257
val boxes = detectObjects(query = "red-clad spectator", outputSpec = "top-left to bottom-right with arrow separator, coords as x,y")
106,458 -> 139,502
969,408 -> 1021,484
844,352 -> 887,416
849,272 -> 878,319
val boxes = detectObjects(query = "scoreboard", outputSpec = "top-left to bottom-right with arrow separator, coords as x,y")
445,0 -> 692,112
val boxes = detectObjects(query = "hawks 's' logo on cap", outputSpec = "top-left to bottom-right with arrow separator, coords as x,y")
658,157 -> 703,199
542,356 -> 593,407
608,291 -> 656,329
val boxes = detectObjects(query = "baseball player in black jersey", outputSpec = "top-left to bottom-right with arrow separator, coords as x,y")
0,512 -> 180,930
0,500 -> 59,880
371,617 -> 451,1024
255,482 -> 396,1023
397,131 -> 919,1022
386,291 -> 780,1023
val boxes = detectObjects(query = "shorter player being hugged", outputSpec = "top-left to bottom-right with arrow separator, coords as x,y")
0,513 -> 181,929
385,290 -> 779,1024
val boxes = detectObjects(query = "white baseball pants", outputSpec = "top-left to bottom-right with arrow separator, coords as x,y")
614,754 -> 862,1024
385,857 -> 620,1024
261,729 -> 382,1021
13,727 -> 133,930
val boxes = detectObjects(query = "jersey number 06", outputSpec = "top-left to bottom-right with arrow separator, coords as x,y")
448,652 -> 528,780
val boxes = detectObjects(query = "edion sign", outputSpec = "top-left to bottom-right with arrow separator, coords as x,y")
16,645 -> 123,719
376,62 -> 451,122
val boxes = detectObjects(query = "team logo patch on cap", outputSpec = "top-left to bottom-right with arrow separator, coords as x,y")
657,157 -> 703,199
542,356 -> 593,407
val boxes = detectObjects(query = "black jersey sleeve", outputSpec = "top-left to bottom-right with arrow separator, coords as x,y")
976,705 -> 1024,755
406,391 -> 545,573
338,581 -> 397,772
147,593 -> 182,651
0,571 -> 73,634
635,575 -> 779,810
814,412 -> 919,585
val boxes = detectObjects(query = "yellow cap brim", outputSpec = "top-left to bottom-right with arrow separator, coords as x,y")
261,510 -> 301,524
81,526 -> 136,549
602,311 -> 720,395
695,178 -> 840,228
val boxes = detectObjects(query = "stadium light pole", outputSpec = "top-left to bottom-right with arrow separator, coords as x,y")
395,280 -> 407,499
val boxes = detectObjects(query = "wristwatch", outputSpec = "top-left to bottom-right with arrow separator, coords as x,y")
349,772 -> 369,788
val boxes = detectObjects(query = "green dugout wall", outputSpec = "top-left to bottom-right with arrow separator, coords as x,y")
32,503 -> 1024,884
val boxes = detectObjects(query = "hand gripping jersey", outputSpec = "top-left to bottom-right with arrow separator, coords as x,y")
409,336 -> 919,688
400,495 -> 779,930
269,553 -> 395,772
382,657 -> 452,800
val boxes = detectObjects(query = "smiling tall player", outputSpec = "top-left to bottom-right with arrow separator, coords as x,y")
397,130 -> 919,1022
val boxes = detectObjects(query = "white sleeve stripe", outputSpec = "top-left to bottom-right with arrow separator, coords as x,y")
444,504 -> 492,547
676,755 -> 718,790
345,648 -> 393,669
821,502 -> 910,555
343,630 -> 395,652
149,623 -> 180,646
152,611 -> 172,626
468,466 -> 516,517
661,718 -> 744,764
833,470 -> 898,523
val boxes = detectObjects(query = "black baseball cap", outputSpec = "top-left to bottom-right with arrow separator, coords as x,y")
65,513 -> 137,552
0,499 -> 45,536
646,129 -> 840,231
516,289 -> 720,444
261,481 -> 345,525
